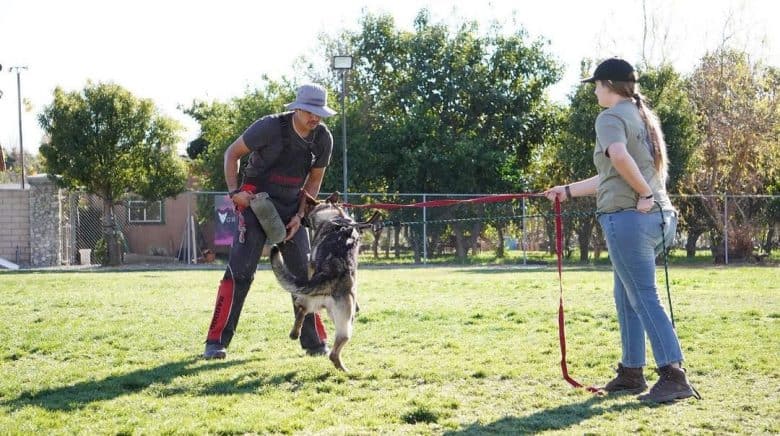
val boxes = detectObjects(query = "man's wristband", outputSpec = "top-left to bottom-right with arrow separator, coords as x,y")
228,189 -> 242,198
640,193 -> 654,200
564,185 -> 572,200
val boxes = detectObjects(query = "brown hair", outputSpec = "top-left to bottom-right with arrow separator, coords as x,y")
600,79 -> 669,183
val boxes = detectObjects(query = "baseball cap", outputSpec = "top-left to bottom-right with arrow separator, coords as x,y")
581,58 -> 637,83
285,83 -> 337,118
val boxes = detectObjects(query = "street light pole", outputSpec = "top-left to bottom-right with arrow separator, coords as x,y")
10,66 -> 28,189
332,55 -> 353,203
340,71 -> 347,203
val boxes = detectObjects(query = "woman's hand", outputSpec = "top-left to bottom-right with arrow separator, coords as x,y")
636,196 -> 653,213
544,185 -> 569,202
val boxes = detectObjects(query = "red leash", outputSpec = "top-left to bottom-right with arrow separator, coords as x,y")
343,193 -> 601,393
554,198 -> 602,394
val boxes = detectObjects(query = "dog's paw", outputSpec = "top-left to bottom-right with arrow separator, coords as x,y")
289,330 -> 300,340
330,353 -> 347,372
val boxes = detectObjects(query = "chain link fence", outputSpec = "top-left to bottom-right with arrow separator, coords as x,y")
61,191 -> 779,266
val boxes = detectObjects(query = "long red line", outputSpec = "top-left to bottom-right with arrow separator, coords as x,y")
343,192 -> 600,393
554,198 -> 602,394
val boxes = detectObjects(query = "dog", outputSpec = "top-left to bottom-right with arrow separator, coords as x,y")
270,192 -> 380,371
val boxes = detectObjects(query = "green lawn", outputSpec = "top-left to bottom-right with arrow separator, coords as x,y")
0,265 -> 778,434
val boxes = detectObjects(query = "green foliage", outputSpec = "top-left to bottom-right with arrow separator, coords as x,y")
38,81 -> 187,202
0,266 -> 778,433
37,81 -> 187,265
686,49 -> 780,260
637,65 -> 699,193
341,10 -> 562,195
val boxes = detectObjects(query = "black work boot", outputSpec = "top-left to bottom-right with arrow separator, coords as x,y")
603,363 -> 648,394
638,365 -> 699,403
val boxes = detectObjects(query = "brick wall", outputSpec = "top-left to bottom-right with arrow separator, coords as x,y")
0,187 -> 31,266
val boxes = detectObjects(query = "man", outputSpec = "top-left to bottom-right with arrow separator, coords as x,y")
203,83 -> 335,359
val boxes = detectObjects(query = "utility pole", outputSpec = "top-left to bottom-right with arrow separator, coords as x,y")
10,66 -> 28,189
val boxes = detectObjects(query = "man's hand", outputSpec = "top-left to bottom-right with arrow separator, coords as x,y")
285,213 -> 303,241
231,191 -> 253,208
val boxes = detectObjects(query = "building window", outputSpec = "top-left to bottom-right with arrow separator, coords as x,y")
128,200 -> 163,224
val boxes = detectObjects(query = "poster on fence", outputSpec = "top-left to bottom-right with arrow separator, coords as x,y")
214,195 -> 237,246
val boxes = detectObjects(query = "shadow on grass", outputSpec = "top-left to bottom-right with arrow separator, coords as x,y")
2,357 -> 256,411
446,395 -> 650,435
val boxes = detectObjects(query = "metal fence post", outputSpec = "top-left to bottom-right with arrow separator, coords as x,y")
724,192 -> 729,265
422,193 -> 428,263
521,196 -> 527,265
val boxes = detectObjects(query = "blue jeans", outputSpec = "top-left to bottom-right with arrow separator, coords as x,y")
598,209 -> 683,368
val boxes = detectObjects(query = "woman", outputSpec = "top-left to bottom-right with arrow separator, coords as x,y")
544,58 -> 697,403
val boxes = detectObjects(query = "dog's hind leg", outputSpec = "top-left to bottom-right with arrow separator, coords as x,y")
290,303 -> 307,340
328,293 -> 355,372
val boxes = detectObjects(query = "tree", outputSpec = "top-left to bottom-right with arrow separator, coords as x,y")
686,49 -> 780,261
336,10 -> 562,261
38,81 -> 187,266
637,65 -> 701,257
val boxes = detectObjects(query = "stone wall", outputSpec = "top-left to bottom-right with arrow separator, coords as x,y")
0,175 -> 68,268
28,175 -> 63,267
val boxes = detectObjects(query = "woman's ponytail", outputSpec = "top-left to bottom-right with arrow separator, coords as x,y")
633,92 -> 669,184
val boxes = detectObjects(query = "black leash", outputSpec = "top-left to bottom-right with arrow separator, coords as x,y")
656,202 -> 701,400
656,202 -> 675,329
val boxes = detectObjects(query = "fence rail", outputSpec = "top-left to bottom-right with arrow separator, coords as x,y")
63,191 -> 778,266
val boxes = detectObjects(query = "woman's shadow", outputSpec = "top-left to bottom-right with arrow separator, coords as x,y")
446,394 -> 652,435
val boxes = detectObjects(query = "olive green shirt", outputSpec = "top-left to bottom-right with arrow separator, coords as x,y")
593,100 -> 673,214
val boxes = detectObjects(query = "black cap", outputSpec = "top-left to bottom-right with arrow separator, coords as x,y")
581,58 -> 637,83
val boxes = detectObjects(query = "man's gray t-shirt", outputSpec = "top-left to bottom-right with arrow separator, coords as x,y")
240,112 -> 333,219
593,100 -> 673,214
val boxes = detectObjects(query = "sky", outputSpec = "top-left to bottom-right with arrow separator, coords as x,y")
0,0 -> 778,157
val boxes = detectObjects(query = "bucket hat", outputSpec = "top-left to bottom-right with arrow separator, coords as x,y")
285,83 -> 337,118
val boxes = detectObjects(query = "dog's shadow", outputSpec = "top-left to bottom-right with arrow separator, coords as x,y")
445,394 -> 651,435
2,356 -> 266,412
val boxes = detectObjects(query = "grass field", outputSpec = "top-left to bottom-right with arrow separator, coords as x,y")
0,265 -> 778,434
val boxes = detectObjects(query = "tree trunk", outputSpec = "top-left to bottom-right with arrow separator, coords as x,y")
467,222 -> 484,256
102,199 -> 122,266
496,223 -> 505,258
409,226 -> 422,264
762,224 -> 775,254
685,231 -> 702,258
394,224 -> 401,258
453,224 -> 468,262
371,227 -> 381,259
577,219 -> 593,263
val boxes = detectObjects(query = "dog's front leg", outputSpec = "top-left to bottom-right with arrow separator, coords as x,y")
289,302 -> 307,340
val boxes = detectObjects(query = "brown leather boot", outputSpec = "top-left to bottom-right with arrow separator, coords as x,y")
638,365 -> 700,403
603,363 -> 647,394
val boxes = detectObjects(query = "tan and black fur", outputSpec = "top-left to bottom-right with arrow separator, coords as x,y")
270,192 -> 380,371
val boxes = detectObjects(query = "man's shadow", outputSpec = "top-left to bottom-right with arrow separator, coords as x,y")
2,357 -> 270,412
446,394 -> 652,435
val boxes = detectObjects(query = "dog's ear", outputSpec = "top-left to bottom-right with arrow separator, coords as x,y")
299,191 -> 320,216
325,192 -> 341,204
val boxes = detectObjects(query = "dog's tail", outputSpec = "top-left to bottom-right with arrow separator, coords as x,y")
270,246 -> 344,296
